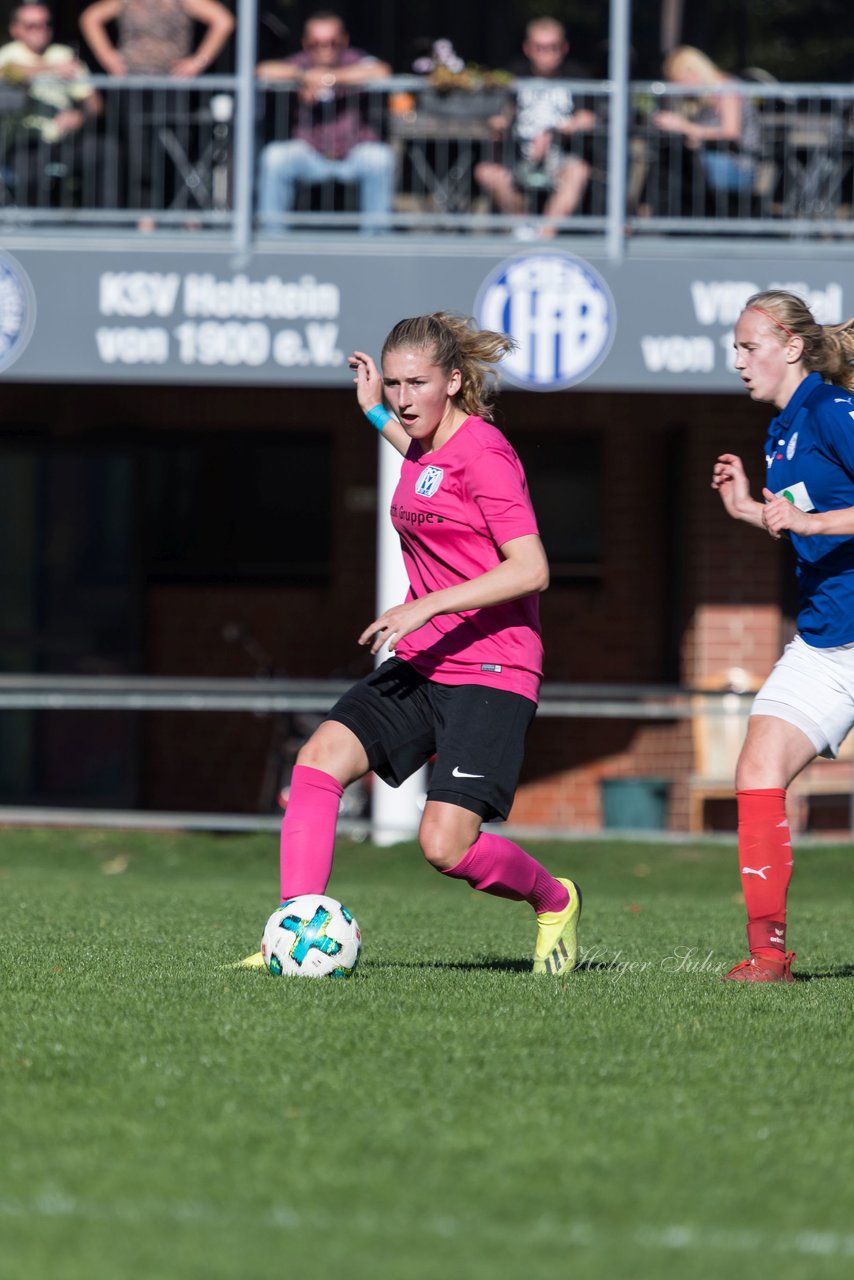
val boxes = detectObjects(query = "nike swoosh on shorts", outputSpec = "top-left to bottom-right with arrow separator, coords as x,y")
452,766 -> 485,778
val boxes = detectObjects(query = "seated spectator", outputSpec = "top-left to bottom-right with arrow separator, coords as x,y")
651,45 -> 760,198
0,2 -> 118,208
256,11 -> 394,234
474,17 -> 596,239
78,0 -> 234,224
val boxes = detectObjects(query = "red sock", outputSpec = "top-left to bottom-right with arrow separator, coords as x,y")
441,831 -> 570,914
736,787 -> 793,959
279,764 -> 343,900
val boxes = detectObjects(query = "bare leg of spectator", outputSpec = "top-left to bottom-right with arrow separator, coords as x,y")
539,156 -> 591,236
473,161 -> 527,216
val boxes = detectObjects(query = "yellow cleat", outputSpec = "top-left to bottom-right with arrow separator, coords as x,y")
533,878 -> 582,976
230,951 -> 266,970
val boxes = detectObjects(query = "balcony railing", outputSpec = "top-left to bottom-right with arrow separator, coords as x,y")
628,79 -> 854,236
1,74 -> 852,247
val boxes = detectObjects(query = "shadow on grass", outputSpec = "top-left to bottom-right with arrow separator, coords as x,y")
794,963 -> 854,982
365,957 -> 532,974
364,957 -> 854,980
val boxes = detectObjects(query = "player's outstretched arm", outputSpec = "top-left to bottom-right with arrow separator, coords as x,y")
711,453 -> 764,527
349,350 -> 409,456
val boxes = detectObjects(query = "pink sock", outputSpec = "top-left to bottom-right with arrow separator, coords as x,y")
279,764 -> 343,900
441,831 -> 569,914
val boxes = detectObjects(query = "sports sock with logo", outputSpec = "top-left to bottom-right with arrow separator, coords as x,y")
736,787 -> 793,959
279,764 -> 343,900
441,831 -> 570,914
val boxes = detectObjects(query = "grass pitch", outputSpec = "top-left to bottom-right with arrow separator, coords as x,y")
1,826 -> 852,1280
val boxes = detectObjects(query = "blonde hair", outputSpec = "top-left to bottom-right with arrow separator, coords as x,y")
662,45 -> 724,84
744,290 -> 854,392
381,312 -> 514,421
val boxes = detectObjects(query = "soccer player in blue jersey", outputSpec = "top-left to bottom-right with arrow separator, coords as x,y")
712,289 -> 854,982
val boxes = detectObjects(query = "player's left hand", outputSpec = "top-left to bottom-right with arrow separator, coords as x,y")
761,487 -> 810,538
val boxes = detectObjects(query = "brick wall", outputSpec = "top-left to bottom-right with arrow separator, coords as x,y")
133,384 -> 787,829
5,379 -> 793,827
505,389 -> 788,831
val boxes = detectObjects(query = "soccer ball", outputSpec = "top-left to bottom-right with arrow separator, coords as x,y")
261,894 -> 361,979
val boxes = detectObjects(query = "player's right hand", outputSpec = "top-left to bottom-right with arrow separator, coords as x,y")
712,453 -> 759,522
348,350 -> 383,415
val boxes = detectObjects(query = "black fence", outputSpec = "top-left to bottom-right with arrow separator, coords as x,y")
1,75 -> 852,241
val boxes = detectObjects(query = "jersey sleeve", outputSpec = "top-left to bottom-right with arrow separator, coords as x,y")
813,395 -> 854,478
468,445 -> 540,548
787,392 -> 854,567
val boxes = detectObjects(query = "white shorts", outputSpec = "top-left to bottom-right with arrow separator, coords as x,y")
752,633 -> 854,758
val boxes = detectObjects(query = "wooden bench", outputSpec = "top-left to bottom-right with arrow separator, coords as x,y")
689,671 -> 854,833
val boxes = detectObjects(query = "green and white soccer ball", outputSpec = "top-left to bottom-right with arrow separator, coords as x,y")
261,894 -> 361,978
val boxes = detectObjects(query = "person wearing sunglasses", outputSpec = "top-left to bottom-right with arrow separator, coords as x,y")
474,16 -> 597,240
0,2 -> 118,207
256,10 -> 394,234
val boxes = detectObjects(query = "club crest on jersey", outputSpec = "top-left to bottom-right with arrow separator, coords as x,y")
415,465 -> 444,498
786,432 -> 798,460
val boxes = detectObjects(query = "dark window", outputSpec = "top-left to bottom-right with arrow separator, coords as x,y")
517,431 -> 603,582
0,439 -> 139,805
143,431 -> 332,584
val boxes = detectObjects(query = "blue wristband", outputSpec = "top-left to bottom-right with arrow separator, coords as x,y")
365,403 -> 393,432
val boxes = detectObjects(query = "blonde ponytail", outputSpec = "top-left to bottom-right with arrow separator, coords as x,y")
381,312 -> 514,421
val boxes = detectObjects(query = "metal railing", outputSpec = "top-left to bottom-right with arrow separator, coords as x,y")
1,675 -> 851,836
627,79 -> 854,237
1,75 -> 852,244
0,674 -> 743,834
0,672 -> 740,717
0,74 -> 237,228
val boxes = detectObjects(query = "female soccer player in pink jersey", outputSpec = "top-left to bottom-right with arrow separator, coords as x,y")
241,312 -> 581,975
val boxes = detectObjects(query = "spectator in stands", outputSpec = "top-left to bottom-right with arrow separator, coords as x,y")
0,2 -> 118,207
473,16 -> 596,239
651,45 -> 760,199
79,0 -> 234,79
255,11 -> 394,234
78,0 -> 234,225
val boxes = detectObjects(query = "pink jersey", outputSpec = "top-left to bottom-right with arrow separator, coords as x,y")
391,416 -> 543,703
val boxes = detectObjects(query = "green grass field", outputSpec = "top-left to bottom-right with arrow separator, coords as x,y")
2,825 -> 852,1280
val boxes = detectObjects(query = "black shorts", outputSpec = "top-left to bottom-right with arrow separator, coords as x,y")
325,657 -> 537,822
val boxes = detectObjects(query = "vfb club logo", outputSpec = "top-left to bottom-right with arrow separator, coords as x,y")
0,252 -> 36,373
475,252 -> 614,390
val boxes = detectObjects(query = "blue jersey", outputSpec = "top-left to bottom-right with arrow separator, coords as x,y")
764,371 -> 854,646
